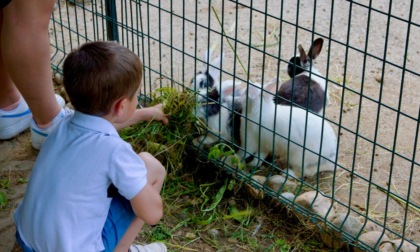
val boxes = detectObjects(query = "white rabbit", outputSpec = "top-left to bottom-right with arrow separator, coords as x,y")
274,38 -> 331,115
240,80 -> 337,177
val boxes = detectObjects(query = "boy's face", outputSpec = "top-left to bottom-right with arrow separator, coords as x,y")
127,85 -> 141,115
113,83 -> 141,125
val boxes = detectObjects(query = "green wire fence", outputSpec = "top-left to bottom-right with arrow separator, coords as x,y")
50,1 -> 420,251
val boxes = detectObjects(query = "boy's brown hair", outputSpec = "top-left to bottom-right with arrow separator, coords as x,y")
63,41 -> 143,116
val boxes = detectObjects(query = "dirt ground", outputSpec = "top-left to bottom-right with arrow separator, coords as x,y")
1,0 -> 419,251
0,134 -> 37,251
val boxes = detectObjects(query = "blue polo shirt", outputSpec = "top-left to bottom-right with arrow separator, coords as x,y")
14,111 -> 147,252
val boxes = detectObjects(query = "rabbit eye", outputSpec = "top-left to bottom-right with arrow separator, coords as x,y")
199,80 -> 206,88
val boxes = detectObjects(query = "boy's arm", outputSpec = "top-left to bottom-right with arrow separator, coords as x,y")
115,104 -> 169,130
130,184 -> 163,225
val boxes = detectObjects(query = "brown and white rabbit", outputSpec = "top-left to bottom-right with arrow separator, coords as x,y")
240,80 -> 337,178
274,38 -> 331,115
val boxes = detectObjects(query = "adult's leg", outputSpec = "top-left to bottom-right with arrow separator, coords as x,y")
113,152 -> 166,252
1,0 -> 61,125
0,10 -> 20,109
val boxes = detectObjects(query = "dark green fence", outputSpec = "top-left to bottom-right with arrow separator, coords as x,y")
50,1 -> 419,251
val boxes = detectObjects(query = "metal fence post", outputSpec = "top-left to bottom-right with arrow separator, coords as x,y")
105,0 -> 119,41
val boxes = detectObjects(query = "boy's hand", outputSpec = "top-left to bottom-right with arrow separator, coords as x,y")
147,104 -> 169,125
114,104 -> 169,130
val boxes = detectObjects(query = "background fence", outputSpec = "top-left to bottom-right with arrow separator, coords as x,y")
50,0 -> 419,251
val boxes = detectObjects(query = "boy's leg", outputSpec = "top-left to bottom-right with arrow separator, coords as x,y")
113,152 -> 167,252
113,214 -> 166,252
114,218 -> 144,252
102,192 -> 136,252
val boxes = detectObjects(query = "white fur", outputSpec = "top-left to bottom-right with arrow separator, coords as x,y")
193,87 -> 237,146
240,82 -> 337,177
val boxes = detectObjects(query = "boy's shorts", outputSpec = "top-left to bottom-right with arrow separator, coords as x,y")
16,191 -> 135,252
102,192 -> 136,251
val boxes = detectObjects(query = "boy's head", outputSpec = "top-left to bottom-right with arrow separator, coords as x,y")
63,41 -> 143,116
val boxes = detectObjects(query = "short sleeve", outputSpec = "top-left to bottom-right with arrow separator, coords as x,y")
108,142 -> 147,200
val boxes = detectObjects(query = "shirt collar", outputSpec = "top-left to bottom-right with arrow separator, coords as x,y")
70,111 -> 119,136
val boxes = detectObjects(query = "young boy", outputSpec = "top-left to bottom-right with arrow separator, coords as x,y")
14,41 -> 169,252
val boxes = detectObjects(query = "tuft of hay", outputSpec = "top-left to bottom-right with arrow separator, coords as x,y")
119,87 -> 201,174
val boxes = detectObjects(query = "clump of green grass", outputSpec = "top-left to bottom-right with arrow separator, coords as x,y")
119,87 -> 201,175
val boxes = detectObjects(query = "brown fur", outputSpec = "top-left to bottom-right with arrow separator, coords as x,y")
274,75 -> 325,113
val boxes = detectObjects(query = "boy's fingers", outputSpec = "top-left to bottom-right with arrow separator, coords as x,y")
162,114 -> 169,125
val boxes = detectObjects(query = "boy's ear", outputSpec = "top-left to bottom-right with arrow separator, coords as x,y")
111,97 -> 129,116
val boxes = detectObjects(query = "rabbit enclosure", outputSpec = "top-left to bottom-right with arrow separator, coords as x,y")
50,0 -> 420,251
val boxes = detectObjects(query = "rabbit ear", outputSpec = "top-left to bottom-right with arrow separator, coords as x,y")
221,80 -> 243,97
267,77 -> 280,86
264,78 -> 280,94
222,85 -> 234,97
201,49 -> 213,73
247,82 -> 262,100
208,53 -> 224,81
298,44 -> 308,65
308,38 -> 324,60
220,80 -> 235,97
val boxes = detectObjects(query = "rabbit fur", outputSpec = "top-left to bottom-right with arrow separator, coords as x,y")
240,80 -> 337,177
275,38 -> 331,115
192,49 -> 242,147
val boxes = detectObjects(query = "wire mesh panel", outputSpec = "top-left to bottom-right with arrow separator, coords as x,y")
49,0 -> 420,250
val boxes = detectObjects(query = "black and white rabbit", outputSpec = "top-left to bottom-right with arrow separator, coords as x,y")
193,84 -> 242,147
274,38 -> 331,115
191,49 -> 223,90
192,49 -> 242,147
240,80 -> 337,178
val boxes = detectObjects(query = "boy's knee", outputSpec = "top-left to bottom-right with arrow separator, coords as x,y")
138,152 -> 166,176
158,163 -> 166,177
153,158 -> 166,178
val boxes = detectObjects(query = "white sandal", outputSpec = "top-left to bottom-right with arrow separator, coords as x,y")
129,242 -> 167,252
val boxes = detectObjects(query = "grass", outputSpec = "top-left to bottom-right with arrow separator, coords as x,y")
118,87 -> 328,251
137,151 -> 327,251
119,87 -> 201,175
